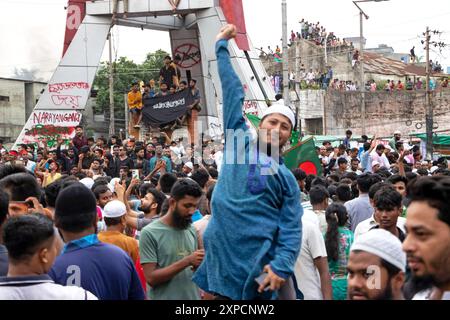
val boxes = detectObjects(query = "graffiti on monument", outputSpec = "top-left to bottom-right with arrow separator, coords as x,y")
174,43 -> 201,68
19,111 -> 82,148
243,100 -> 259,116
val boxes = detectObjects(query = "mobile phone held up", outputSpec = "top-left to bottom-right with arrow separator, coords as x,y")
131,169 -> 140,180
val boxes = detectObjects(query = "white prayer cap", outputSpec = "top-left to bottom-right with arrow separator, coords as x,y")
261,99 -> 296,128
184,161 -> 194,170
79,177 -> 94,190
371,161 -> 380,168
351,229 -> 406,272
430,166 -> 439,174
103,200 -> 126,218
108,177 -> 121,193
394,130 -> 401,135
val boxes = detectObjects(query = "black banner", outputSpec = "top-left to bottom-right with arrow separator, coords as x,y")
142,89 -> 194,126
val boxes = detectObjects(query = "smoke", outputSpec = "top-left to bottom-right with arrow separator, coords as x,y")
13,67 -> 45,82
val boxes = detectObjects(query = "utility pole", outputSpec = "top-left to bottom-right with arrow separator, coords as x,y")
108,31 -> 115,135
352,0 -> 390,135
359,11 -> 366,135
425,27 -> 433,160
281,0 -> 289,105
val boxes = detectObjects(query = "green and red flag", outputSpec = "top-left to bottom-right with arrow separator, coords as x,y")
246,113 -> 261,130
282,137 -> 323,176
273,53 -> 283,63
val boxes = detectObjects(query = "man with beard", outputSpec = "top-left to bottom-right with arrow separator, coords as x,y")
347,229 -> 406,300
389,131 -> 402,151
72,126 -> 88,151
192,25 -> 302,300
56,145 -> 78,175
403,176 -> 450,300
123,184 -> 166,232
139,178 -> 204,300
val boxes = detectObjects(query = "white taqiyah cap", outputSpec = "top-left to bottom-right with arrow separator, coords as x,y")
103,200 -> 126,218
394,130 -> 401,135
371,161 -> 380,168
79,177 -> 94,190
108,177 -> 121,193
184,161 -> 193,170
261,99 -> 296,128
351,229 -> 406,272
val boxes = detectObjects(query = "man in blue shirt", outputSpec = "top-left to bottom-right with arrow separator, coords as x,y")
193,25 -> 303,300
149,145 -> 172,173
49,183 -> 145,300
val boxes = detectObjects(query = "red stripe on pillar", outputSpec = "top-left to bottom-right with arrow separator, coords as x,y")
63,0 -> 88,57
219,0 -> 250,51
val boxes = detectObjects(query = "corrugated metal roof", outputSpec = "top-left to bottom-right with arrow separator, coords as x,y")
363,51 -> 448,78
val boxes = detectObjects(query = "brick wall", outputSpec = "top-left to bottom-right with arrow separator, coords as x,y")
324,89 -> 450,137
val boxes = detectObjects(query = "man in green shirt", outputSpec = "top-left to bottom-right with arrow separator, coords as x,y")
139,179 -> 204,300
388,131 -> 402,151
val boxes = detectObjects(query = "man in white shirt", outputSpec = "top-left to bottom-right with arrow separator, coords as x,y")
306,69 -> 315,85
213,142 -> 224,172
294,217 -> 332,300
370,144 -> 390,170
354,182 -> 406,240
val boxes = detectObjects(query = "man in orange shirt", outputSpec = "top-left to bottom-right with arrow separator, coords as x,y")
128,82 -> 143,130
98,200 -> 139,264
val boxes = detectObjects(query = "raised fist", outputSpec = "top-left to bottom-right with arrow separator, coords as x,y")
216,24 -> 237,42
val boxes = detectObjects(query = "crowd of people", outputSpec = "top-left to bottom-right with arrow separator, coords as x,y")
0,25 -> 449,301
262,17 -> 449,94
127,54 -> 201,131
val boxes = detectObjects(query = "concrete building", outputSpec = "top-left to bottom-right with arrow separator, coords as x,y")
0,77 -> 46,145
365,44 -> 410,63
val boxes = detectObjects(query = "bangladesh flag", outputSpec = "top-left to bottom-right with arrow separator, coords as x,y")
273,53 -> 283,63
282,137 -> 322,176
246,113 -> 261,129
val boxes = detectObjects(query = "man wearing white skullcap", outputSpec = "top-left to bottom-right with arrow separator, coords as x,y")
97,200 -> 140,265
193,25 -> 302,300
347,229 -> 406,300
389,130 -> 402,150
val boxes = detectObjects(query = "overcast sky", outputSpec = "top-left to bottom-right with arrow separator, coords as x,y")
0,0 -> 449,81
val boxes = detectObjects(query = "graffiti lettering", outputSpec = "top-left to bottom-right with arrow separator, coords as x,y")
51,95 -> 81,109
32,111 -> 82,125
49,82 -> 90,93
25,125 -> 73,137
23,125 -> 76,148
243,101 -> 258,116
174,43 -> 201,69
